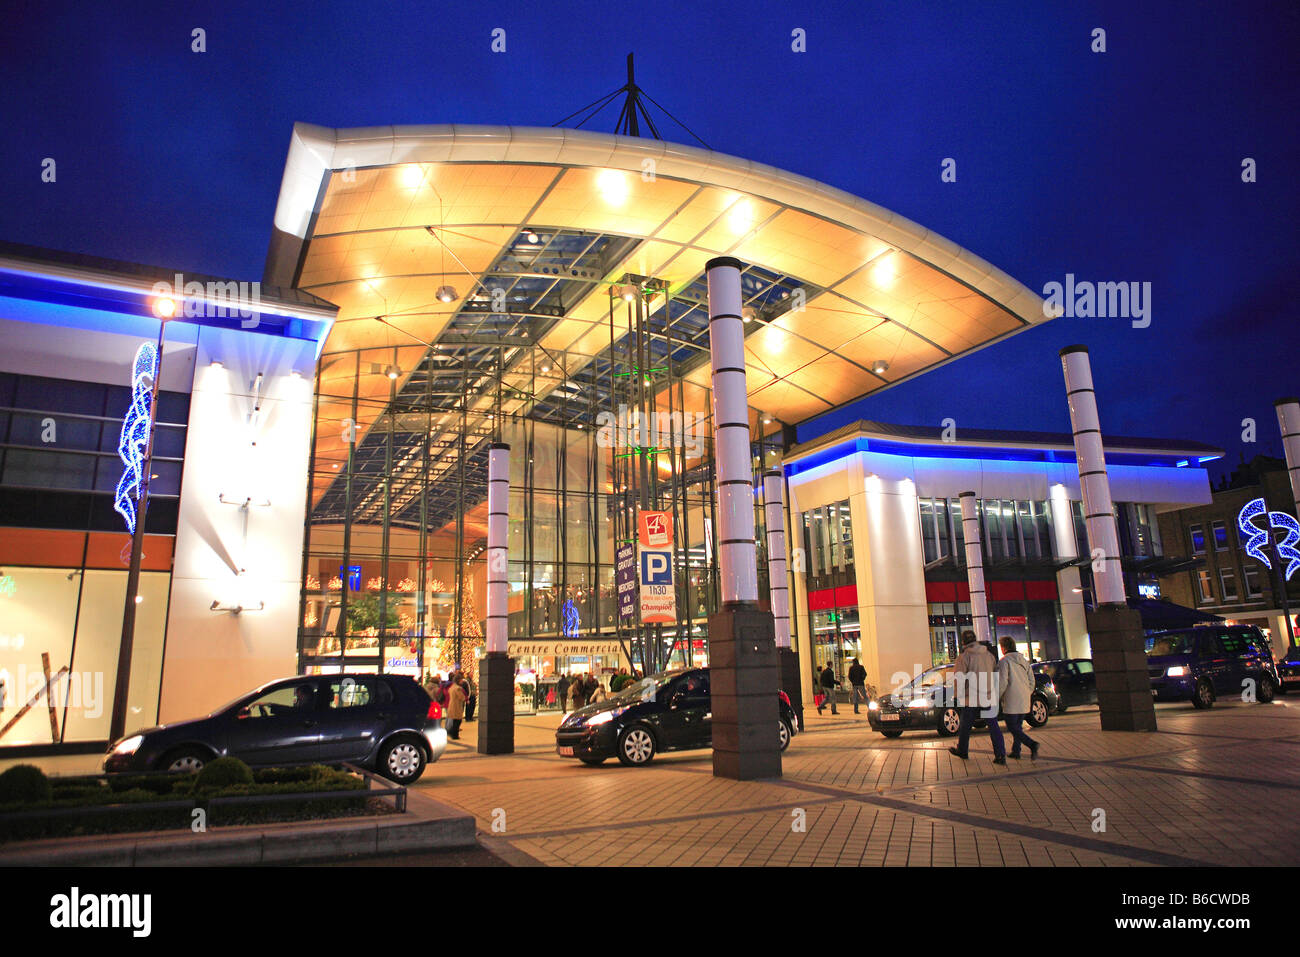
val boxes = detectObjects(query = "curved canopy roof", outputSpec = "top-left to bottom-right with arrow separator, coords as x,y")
267,123 -> 1048,524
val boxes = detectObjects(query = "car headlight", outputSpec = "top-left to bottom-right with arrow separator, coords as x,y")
112,734 -> 143,755
586,709 -> 623,726
908,697 -> 930,709
867,700 -> 879,711
1166,665 -> 1189,677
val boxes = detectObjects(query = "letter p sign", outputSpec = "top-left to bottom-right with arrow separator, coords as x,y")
640,550 -> 673,586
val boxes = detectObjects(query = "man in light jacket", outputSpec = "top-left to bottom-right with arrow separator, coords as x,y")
997,636 -> 1040,760
948,630 -> 1007,764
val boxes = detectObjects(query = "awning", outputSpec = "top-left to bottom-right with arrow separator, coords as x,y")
1130,598 -> 1223,632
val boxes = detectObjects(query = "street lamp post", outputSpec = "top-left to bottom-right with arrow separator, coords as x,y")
109,311 -> 170,742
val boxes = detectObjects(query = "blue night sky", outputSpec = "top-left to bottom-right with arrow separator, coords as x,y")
2,0 -> 1297,479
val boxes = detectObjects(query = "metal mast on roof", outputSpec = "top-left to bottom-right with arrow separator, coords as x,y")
552,53 -> 710,148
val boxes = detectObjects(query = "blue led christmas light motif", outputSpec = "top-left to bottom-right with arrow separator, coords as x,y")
561,599 -> 580,639
113,342 -> 157,534
1238,496 -> 1300,581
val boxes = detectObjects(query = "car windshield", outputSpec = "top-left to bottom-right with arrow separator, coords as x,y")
1145,631 -> 1198,656
613,672 -> 679,703
896,667 -> 952,697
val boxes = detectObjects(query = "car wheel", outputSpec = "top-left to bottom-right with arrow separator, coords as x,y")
1257,674 -> 1277,704
158,747 -> 208,774
579,757 -> 606,766
1192,679 -> 1214,709
616,725 -> 656,767
880,729 -> 904,738
937,707 -> 961,737
379,737 -> 426,783
1027,696 -> 1049,728
779,718 -> 793,752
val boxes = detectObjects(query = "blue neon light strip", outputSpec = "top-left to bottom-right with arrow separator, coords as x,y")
784,437 -> 1217,477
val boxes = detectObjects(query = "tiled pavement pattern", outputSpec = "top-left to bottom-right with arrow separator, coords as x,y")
418,699 -> 1300,866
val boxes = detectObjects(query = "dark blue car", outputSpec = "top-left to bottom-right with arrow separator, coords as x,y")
1145,625 -> 1279,708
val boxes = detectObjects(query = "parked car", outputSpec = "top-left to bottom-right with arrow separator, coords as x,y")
867,663 -> 1057,738
1033,658 -> 1097,712
554,667 -> 796,767
1146,625 -> 1280,708
104,674 -> 447,782
1277,646 -> 1300,694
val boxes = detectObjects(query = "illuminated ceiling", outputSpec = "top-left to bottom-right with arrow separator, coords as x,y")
266,124 -> 1047,528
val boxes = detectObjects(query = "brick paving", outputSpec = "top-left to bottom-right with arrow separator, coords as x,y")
418,698 -> 1300,866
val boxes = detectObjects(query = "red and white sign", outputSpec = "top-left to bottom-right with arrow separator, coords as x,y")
638,510 -> 672,548
996,615 -> 1028,626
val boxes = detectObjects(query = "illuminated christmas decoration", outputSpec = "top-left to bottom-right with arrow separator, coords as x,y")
427,578 -> 447,592
327,576 -> 342,590
561,598 -> 580,638
113,342 -> 158,534
305,574 -> 320,590
1238,497 -> 1300,580
366,577 -> 385,591
396,577 -> 416,592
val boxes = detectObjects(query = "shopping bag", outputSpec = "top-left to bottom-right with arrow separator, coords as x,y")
814,693 -> 825,708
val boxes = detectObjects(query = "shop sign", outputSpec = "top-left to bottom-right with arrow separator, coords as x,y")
507,641 -> 622,657
638,510 -> 672,547
615,542 -> 636,619
995,615 -> 1027,626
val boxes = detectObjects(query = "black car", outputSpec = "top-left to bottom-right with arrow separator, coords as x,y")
867,663 -> 1057,738
1033,658 -> 1097,712
104,674 -> 447,782
1146,625 -> 1280,708
554,668 -> 797,767
1277,646 -> 1300,694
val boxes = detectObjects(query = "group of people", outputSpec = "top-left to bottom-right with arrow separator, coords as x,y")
423,671 -> 475,740
553,672 -> 604,711
814,632 -> 1042,764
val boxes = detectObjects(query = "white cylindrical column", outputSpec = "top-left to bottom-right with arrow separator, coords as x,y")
485,443 -> 510,654
958,492 -> 991,645
1277,398 -> 1300,523
1060,345 -> 1126,606
1048,483 -> 1079,562
762,470 -> 791,648
706,257 -> 758,605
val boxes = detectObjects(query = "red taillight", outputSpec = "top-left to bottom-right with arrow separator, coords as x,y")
778,690 -> 791,707
427,701 -> 443,720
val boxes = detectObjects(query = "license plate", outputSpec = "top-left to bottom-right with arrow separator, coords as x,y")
880,713 -> 900,722
557,745 -> 574,756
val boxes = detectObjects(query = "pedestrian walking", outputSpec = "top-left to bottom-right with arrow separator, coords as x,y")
847,658 -> 869,713
948,630 -> 1007,764
556,672 -> 570,711
817,664 -> 841,715
997,635 -> 1040,760
445,677 -> 467,740
463,674 -> 477,721
571,673 -> 587,710
588,674 -> 607,704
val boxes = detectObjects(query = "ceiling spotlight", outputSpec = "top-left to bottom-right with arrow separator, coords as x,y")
870,360 -> 890,375
762,415 -> 773,425
152,297 -> 177,318
524,230 -> 539,244
742,306 -> 757,324
209,359 -> 223,369
436,285 -> 459,303
385,365 -> 400,380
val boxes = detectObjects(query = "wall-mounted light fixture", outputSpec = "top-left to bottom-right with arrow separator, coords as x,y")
209,600 -> 265,615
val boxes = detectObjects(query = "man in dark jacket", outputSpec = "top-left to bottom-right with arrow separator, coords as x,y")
556,673 -> 570,711
847,658 -> 869,713
818,664 -> 840,715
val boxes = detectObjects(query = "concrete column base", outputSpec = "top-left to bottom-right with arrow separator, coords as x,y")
709,604 -> 782,780
778,647 -> 804,731
1087,603 -> 1158,732
476,652 -> 515,754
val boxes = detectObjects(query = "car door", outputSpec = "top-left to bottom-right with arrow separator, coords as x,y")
659,673 -> 710,750
1071,660 -> 1097,705
221,679 -> 323,765
317,676 -> 394,763
1202,633 -> 1236,694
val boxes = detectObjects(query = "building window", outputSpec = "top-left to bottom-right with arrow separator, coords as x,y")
1218,567 -> 1238,602
1196,569 -> 1214,603
1244,565 -> 1263,598
1189,524 -> 1206,555
1211,521 -> 1228,551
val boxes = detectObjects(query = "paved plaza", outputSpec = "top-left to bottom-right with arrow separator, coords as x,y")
415,700 -> 1300,867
